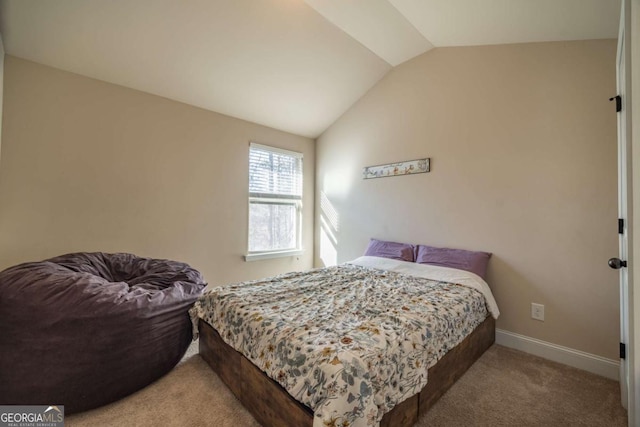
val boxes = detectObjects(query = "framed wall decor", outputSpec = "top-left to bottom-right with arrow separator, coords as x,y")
363,158 -> 430,179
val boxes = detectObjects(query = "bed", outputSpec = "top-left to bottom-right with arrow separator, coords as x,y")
190,256 -> 500,427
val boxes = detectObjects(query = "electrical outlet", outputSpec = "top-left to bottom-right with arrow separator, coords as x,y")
531,303 -> 545,321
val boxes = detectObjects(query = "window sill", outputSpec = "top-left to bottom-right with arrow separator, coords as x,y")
244,250 -> 304,262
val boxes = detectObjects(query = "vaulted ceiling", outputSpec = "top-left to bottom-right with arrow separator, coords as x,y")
0,0 -> 621,138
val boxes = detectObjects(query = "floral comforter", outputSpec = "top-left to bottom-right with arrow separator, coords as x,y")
190,260 -> 492,427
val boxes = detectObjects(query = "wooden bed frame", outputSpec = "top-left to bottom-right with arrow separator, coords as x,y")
198,315 -> 495,427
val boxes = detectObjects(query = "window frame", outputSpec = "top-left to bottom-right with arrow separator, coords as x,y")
245,142 -> 303,261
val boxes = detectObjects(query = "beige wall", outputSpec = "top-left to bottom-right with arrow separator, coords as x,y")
0,56 -> 315,284
316,40 -> 620,359
0,34 -> 4,162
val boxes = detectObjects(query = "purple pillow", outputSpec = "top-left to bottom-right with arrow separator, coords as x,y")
415,245 -> 491,279
364,239 -> 415,262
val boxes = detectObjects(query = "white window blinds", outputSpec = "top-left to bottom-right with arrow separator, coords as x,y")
249,143 -> 302,199
247,143 -> 303,256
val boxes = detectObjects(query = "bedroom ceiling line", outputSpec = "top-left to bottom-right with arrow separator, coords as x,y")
306,0 -> 621,56
0,0 -> 621,139
303,0 -> 435,66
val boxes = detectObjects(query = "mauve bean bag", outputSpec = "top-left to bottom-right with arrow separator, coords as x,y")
0,252 -> 207,413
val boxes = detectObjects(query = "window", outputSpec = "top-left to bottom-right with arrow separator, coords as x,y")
247,143 -> 303,260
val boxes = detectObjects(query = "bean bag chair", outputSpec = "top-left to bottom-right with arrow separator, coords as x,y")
0,252 -> 207,413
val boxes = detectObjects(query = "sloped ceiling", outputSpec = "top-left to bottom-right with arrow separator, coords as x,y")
0,0 -> 621,138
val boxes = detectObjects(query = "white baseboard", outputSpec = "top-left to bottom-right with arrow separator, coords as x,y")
495,329 -> 620,381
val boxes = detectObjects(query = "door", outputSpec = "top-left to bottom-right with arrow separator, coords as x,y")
610,0 -> 631,411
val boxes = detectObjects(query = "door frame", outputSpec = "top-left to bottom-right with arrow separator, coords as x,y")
628,0 -> 640,424
616,0 -> 630,409
618,1 -> 636,425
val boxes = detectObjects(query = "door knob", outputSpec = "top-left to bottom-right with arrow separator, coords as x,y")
608,258 -> 627,269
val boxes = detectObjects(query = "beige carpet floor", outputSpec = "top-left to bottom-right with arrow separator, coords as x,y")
67,343 -> 627,427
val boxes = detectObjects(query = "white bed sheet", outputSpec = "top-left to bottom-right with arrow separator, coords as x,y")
348,256 -> 500,319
